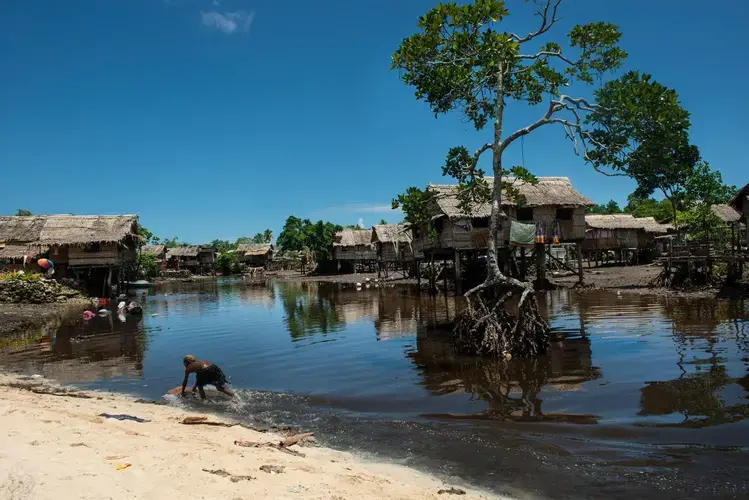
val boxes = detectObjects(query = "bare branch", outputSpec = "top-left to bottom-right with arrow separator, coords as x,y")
472,142 -> 493,165
509,0 -> 563,44
518,50 -> 577,66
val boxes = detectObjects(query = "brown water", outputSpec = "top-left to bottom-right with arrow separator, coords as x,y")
1,278 -> 747,499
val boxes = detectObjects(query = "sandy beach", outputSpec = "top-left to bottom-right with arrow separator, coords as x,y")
0,374 -> 498,500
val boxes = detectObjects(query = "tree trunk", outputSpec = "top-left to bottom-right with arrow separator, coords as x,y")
450,59 -> 550,358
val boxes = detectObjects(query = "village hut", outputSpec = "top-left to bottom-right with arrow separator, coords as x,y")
412,177 -> 592,289
584,214 -> 670,264
0,214 -> 140,295
140,244 -> 166,262
711,204 -> 742,225
332,229 -> 376,272
371,224 -> 414,278
236,243 -> 274,268
728,183 -> 749,253
165,245 -> 214,273
418,177 -> 592,254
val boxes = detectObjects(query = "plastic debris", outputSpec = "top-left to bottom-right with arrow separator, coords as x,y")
115,463 -> 132,471
82,311 -> 95,320
98,413 -> 151,423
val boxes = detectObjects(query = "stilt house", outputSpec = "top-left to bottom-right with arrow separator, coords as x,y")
236,243 -> 274,267
332,229 -> 376,271
0,214 -> 140,295
413,176 -> 593,260
371,224 -> 414,277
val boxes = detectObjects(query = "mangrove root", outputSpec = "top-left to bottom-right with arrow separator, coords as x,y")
451,280 -> 549,357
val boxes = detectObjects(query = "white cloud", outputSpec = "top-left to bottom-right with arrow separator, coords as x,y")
357,218 -> 365,229
201,10 -> 254,34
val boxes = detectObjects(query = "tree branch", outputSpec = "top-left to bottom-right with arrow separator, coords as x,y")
509,0 -> 563,44
517,50 -> 577,66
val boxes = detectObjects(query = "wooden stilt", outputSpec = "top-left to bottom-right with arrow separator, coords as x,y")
454,250 -> 462,296
576,242 -> 584,285
416,259 -> 421,290
535,243 -> 546,288
520,248 -> 527,281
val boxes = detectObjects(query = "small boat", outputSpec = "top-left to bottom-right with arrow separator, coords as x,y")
125,280 -> 152,288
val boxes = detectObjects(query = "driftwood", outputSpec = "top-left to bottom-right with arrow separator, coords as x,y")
234,440 -> 306,458
179,416 -> 267,432
280,432 -> 314,448
181,416 -> 233,427
31,389 -> 93,399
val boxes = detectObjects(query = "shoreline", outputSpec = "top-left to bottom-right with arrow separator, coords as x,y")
0,373 -> 499,500
0,298 -> 90,338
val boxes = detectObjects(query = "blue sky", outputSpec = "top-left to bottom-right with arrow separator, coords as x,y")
2,0 -> 747,244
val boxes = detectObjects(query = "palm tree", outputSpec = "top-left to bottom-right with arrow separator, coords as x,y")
263,229 -> 273,243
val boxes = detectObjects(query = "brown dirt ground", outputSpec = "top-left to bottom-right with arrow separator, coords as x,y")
551,264 -> 749,299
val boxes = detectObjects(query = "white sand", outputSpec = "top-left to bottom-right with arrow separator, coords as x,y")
0,375 -> 500,500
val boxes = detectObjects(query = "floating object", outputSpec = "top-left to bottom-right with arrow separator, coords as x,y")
82,311 -> 95,320
37,258 -> 54,270
115,463 -> 132,471
127,301 -> 143,314
98,298 -> 109,308
151,313 -> 159,317
117,301 -> 126,310
117,313 -> 126,323
97,309 -> 110,316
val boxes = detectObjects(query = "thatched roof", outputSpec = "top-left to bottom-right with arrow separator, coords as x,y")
711,204 -> 742,223
141,245 -> 165,256
333,229 -> 373,247
166,245 -> 201,258
428,176 -> 593,219
585,214 -> 670,234
371,224 -> 412,244
0,243 -> 49,260
0,215 -> 138,246
728,182 -> 749,210
236,243 -> 273,256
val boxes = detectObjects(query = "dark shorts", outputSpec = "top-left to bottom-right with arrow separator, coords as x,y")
195,364 -> 228,389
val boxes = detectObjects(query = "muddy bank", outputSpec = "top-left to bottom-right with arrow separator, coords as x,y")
0,298 -> 90,337
270,270 -> 419,285
552,264 -> 749,299
0,374 -> 497,500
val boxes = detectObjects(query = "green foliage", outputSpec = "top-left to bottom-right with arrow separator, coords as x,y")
136,253 -> 160,279
587,199 -> 622,214
0,271 -> 41,281
379,219 -> 388,225
15,209 -> 32,216
163,237 -> 181,248
217,251 -> 239,275
251,233 -> 266,244
276,216 -> 342,262
136,225 -> 159,248
588,71 -> 700,214
209,239 -> 235,254
392,0 -> 625,129
684,161 -> 735,206
263,229 -> 273,243
392,0 -> 627,247
680,162 -> 736,246
235,237 -> 252,245
623,194 -> 674,222
392,187 -> 436,238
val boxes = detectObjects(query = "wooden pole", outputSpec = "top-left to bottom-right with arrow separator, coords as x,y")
520,247 -> 527,281
535,243 -> 546,288
416,259 -> 421,291
454,250 -> 462,296
576,242 -> 584,285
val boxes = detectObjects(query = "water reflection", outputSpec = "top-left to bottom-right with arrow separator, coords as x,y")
1,312 -> 145,383
277,282 -> 346,339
